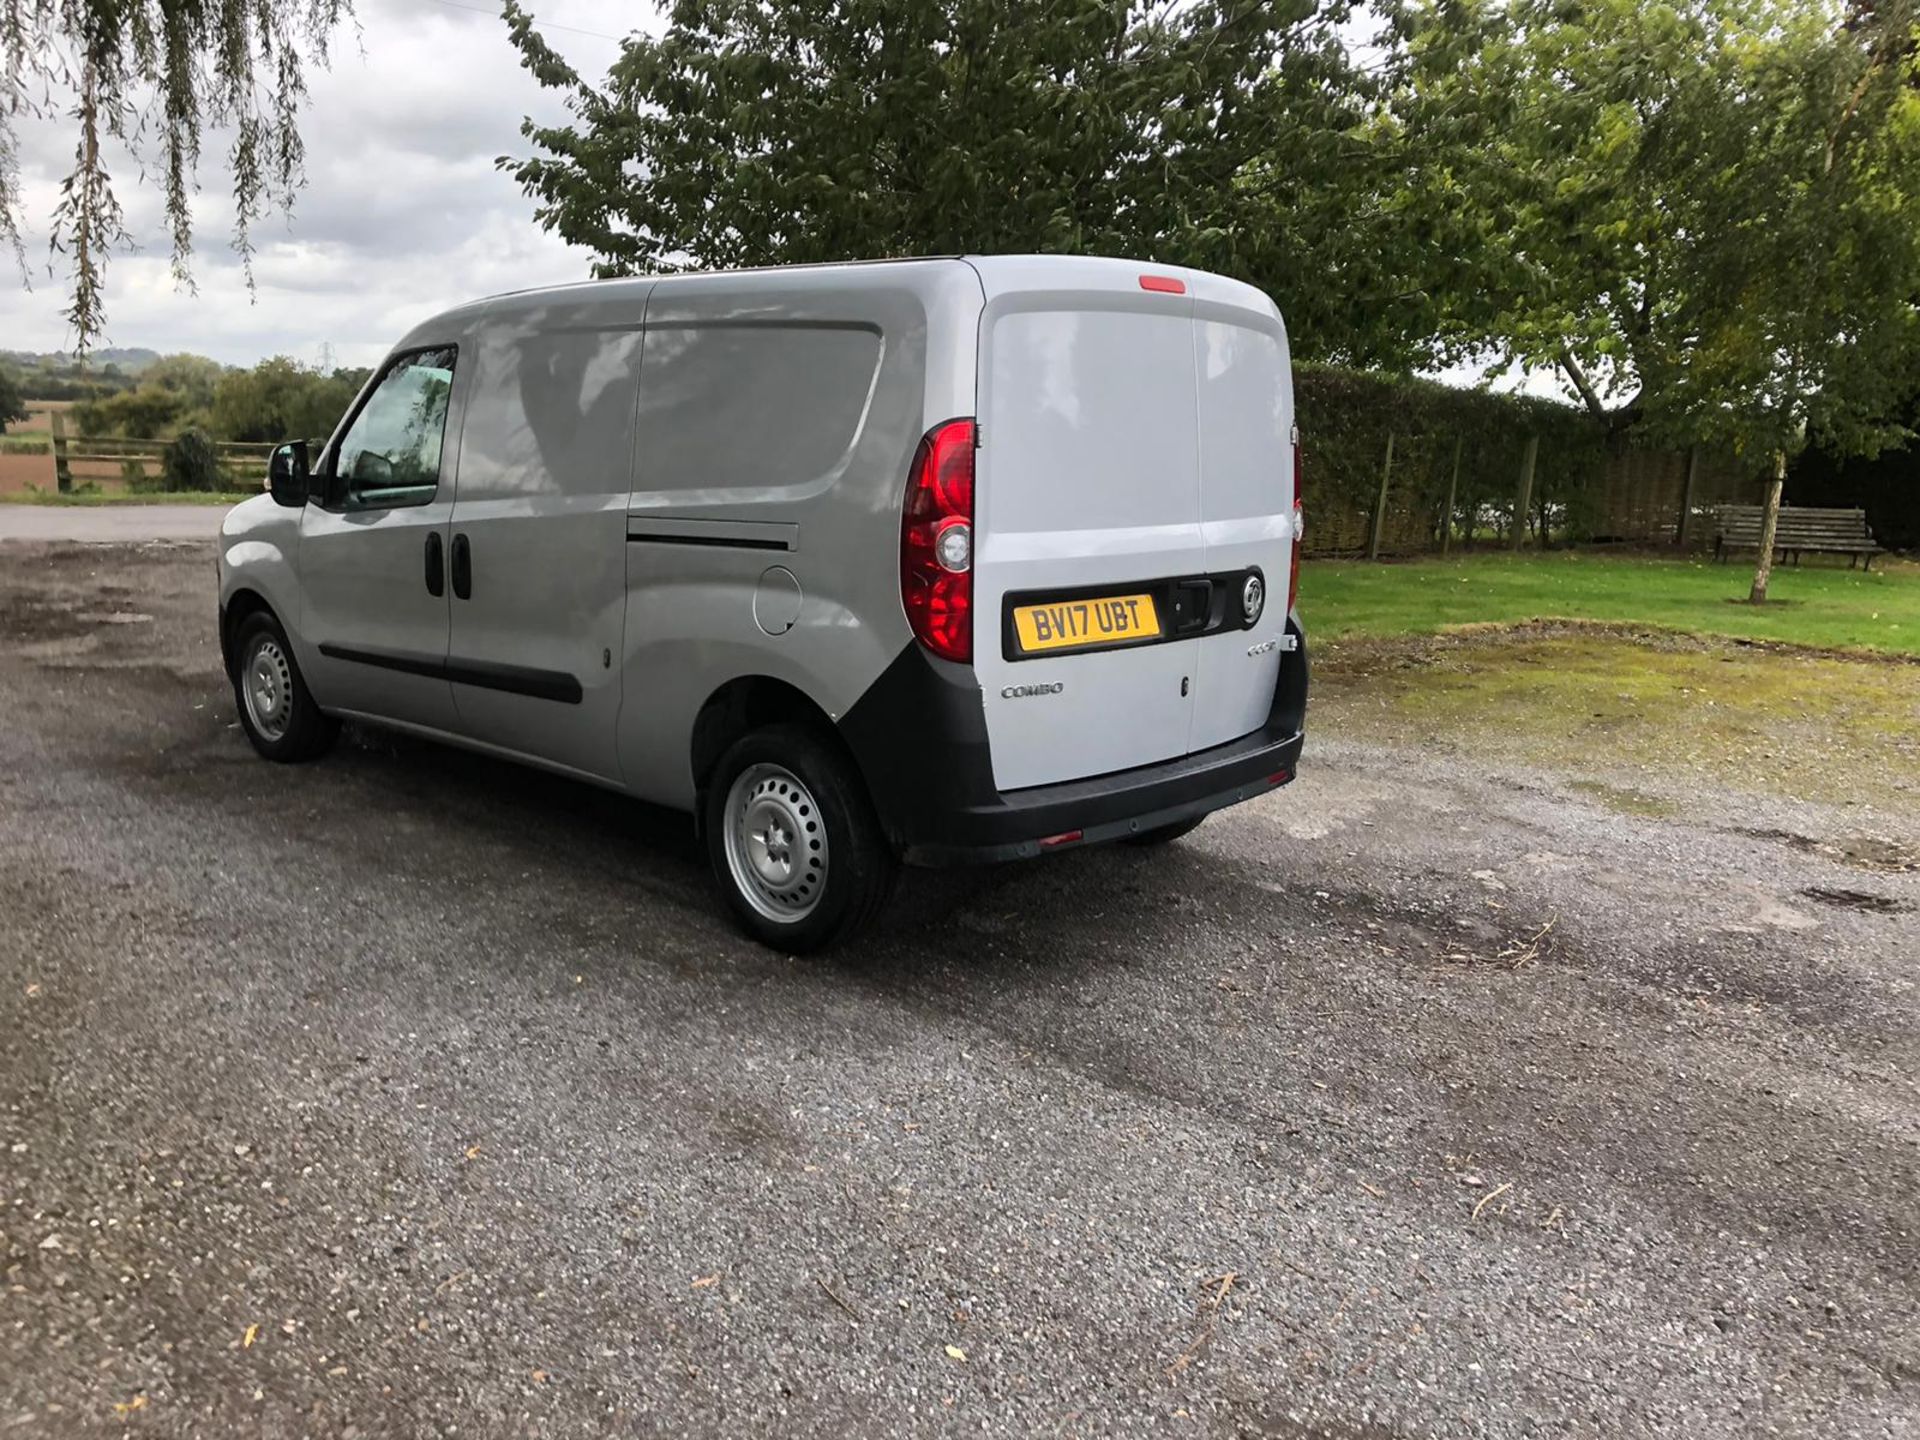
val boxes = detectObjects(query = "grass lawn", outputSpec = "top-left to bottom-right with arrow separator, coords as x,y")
1305,550 -> 1920,657
0,488 -> 253,506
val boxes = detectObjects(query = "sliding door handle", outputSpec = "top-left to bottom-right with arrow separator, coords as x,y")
425,531 -> 444,597
451,533 -> 471,600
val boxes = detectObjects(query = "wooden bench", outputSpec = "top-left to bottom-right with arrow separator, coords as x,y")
1712,505 -> 1884,570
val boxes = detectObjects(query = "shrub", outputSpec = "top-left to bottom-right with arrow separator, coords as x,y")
160,427 -> 226,492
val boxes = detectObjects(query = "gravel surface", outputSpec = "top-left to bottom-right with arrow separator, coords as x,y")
1,541 -> 1915,1438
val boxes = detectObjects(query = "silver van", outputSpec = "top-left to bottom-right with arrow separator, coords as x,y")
218,256 -> 1307,950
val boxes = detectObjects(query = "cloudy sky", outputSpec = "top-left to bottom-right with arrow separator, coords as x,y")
0,0 -> 656,366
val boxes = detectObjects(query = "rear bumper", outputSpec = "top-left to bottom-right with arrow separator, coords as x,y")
839,619 -> 1308,865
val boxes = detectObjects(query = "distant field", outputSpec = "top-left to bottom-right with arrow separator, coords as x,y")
1305,551 -> 1920,657
7,400 -> 70,436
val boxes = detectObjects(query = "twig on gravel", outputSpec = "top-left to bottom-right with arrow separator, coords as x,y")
1496,917 -> 1557,969
1471,1181 -> 1514,1220
816,1276 -> 863,1324
1165,1271 -> 1238,1380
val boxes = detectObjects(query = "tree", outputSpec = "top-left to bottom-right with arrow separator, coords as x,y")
1,0 -> 355,349
208,358 -> 369,443
142,354 -> 226,413
0,365 -> 27,430
73,383 -> 189,439
1393,0 -> 1920,600
500,0 -> 1411,366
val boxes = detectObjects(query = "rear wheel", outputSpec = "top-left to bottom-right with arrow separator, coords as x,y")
1123,815 -> 1206,847
704,724 -> 896,953
230,610 -> 338,762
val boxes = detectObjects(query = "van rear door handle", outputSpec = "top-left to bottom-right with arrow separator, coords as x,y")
425,532 -> 444,597
451,533 -> 471,599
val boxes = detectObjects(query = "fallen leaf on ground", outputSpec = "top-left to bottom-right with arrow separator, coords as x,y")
464,1144 -> 483,1161
691,1274 -> 719,1288
111,1395 -> 148,1416
531,1369 -> 550,1383
242,1324 -> 259,1349
944,1344 -> 967,1362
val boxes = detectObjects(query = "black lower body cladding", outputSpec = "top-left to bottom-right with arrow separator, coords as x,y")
840,621 -> 1308,863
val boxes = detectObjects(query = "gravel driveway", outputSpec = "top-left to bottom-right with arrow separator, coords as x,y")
1,541 -> 1915,1438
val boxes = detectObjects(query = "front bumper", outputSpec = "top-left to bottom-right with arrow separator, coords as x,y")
839,619 -> 1308,865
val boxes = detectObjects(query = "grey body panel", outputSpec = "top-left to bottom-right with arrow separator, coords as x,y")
446,286 -> 653,782
615,262 -> 982,809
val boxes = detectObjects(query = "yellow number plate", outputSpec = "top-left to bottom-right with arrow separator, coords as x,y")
1012,594 -> 1160,654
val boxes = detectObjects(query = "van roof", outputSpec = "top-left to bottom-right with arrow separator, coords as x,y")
473,254 -> 968,307
398,254 -> 1280,351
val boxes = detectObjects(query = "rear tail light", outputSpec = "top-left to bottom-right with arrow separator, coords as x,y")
1288,429 -> 1304,616
902,418 -> 976,662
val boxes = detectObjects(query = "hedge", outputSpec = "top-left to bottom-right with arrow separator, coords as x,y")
1294,363 -> 1610,555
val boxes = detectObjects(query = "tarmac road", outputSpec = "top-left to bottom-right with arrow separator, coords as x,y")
1,541 -> 1915,1438
0,505 -> 228,543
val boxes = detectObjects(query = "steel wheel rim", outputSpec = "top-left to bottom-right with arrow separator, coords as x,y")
723,763 -> 828,924
243,636 -> 294,742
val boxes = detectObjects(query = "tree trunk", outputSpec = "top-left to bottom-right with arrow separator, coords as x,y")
1511,435 -> 1538,552
1748,452 -> 1786,604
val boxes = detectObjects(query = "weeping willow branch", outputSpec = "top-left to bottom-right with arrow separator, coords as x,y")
1,0 -> 355,349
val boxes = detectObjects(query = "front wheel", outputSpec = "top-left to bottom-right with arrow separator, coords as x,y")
703,724 -> 897,953
230,610 -> 338,762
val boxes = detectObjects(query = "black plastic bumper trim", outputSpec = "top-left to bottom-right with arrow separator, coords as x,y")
902,729 -> 1303,864
839,618 -> 1308,864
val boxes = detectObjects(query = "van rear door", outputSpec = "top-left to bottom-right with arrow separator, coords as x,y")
967,258 -> 1294,793
969,262 -> 1202,792
1187,282 -> 1296,752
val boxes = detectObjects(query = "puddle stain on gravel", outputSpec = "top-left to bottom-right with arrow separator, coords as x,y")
1736,827 -> 1918,874
1801,886 -> 1913,915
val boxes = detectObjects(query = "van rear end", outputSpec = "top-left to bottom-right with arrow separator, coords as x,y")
843,255 -> 1306,861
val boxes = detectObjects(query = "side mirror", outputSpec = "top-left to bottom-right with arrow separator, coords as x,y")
268,441 -> 310,508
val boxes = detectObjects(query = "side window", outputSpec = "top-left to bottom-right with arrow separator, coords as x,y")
332,346 -> 457,508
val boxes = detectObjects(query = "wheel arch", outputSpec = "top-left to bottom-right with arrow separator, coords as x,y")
689,675 -> 868,829
220,587 -> 280,678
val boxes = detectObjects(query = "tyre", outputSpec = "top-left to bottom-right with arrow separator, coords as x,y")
230,610 -> 339,763
1123,814 -> 1206,847
703,723 -> 897,953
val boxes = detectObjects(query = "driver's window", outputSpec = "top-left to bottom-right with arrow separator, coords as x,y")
333,346 -> 457,509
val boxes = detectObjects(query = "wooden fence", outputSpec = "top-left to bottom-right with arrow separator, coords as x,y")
48,413 -> 275,493
1301,432 -> 1765,558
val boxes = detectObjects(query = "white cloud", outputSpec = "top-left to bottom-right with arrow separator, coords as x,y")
0,0 -> 650,365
